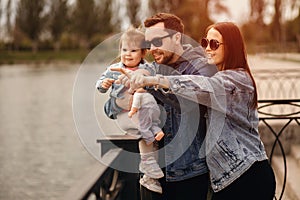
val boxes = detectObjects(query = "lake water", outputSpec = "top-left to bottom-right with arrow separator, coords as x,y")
0,63 -> 101,200
0,55 -> 299,199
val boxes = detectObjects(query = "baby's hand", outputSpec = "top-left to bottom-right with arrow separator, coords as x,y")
155,131 -> 164,141
128,107 -> 138,118
101,78 -> 115,89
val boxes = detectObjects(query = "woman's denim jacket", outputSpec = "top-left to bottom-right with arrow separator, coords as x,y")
95,61 -> 154,119
148,45 -> 218,182
166,69 -> 268,191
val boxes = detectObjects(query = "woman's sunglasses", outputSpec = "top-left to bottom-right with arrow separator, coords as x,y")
201,38 -> 223,50
144,33 -> 176,49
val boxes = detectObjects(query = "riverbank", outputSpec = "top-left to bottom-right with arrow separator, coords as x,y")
260,52 -> 300,63
1,50 -> 300,66
0,50 -> 89,65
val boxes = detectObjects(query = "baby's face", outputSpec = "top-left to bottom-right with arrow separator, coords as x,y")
120,41 -> 144,68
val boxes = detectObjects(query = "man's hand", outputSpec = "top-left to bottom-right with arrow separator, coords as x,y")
111,68 -> 148,93
110,67 -> 170,92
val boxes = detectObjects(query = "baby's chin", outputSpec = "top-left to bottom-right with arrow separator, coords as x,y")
124,62 -> 139,68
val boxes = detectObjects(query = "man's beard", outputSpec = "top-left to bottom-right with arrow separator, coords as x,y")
155,50 -> 176,65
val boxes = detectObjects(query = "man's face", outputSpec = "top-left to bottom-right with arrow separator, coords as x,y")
145,22 -> 176,65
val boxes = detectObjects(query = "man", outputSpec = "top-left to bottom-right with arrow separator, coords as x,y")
134,13 -> 218,200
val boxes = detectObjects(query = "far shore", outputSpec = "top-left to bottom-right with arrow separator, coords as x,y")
0,50 -> 89,65
0,50 -> 299,66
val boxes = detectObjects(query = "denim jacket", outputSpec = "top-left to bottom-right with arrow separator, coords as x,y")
148,45 -> 218,182
95,61 -> 155,119
166,69 -> 268,191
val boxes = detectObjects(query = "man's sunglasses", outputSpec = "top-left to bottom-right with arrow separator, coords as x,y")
201,38 -> 223,50
144,33 -> 176,49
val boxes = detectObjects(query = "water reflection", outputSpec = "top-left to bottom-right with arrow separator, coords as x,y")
0,64 -> 99,200
1,55 -> 298,199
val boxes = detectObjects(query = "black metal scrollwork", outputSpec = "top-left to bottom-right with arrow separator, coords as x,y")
258,99 -> 300,200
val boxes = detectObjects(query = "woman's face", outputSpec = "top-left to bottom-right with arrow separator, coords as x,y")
205,28 -> 225,70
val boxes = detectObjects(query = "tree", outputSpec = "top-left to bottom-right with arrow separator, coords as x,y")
285,7 -> 300,51
4,0 -> 13,50
15,0 -> 46,53
242,0 -> 271,47
0,0 -> 2,31
148,0 -> 228,41
71,0 -> 115,49
72,0 -> 103,49
271,0 -> 300,44
149,0 -> 175,13
6,0 -> 12,41
48,0 -> 69,51
270,0 -> 282,43
126,0 -> 141,27
98,0 -> 115,35
250,0 -> 266,26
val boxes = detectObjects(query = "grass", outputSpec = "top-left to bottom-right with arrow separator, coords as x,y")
0,50 -> 89,65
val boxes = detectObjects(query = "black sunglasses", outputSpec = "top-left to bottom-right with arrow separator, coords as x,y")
201,38 -> 223,50
144,33 -> 176,49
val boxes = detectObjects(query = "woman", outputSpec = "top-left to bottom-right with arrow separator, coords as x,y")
198,22 -> 276,200
115,22 -> 276,200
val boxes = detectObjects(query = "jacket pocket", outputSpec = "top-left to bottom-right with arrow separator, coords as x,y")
217,138 -> 243,169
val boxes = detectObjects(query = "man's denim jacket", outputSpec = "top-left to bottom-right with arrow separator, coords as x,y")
95,61 -> 154,119
166,69 -> 268,191
148,45 -> 218,182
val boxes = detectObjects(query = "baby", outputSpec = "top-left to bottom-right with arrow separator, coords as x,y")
96,27 -> 164,194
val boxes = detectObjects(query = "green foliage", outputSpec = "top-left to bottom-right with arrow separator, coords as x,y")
250,0 -> 266,26
71,0 -> 99,40
0,0 -> 2,24
89,34 -> 107,49
242,22 -> 272,44
98,0 -> 115,34
148,0 -> 214,41
13,35 -> 33,51
6,0 -> 13,40
15,0 -> 47,52
59,33 -> 80,50
71,0 -> 115,49
0,41 -> 5,51
241,22 -> 273,53
1,0 -> 298,54
49,0 -> 69,42
126,0 -> 141,27
15,0 -> 46,42
0,50 -> 88,65
285,8 -> 300,41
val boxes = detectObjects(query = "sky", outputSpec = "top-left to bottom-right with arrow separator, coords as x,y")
0,0 -> 252,37
211,0 -> 251,24
0,0 -> 252,23
0,0 -> 299,32
125,0 -> 253,30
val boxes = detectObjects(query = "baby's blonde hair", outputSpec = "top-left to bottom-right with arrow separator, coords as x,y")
119,26 -> 146,52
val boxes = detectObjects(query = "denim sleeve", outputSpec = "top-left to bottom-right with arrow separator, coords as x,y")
139,62 -> 156,76
104,97 -> 123,119
96,69 -> 111,93
147,59 -> 217,110
167,74 -> 227,113
96,64 -> 122,93
188,57 -> 218,77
